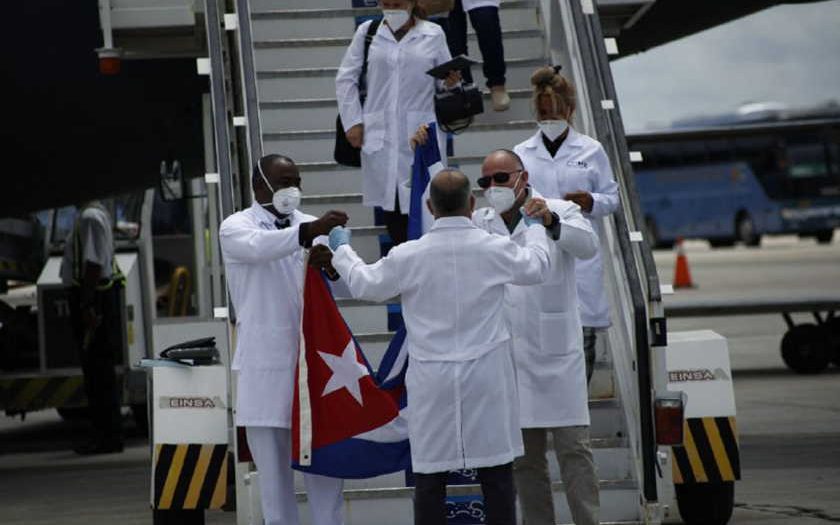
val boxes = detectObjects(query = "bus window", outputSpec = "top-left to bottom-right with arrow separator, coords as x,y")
634,144 -> 658,169
152,189 -> 191,235
34,210 -> 51,231
784,133 -> 835,198
705,139 -> 735,164
827,138 -> 840,197
828,129 -> 840,178
49,195 -> 144,247
787,143 -> 827,177
113,193 -> 144,240
734,135 -> 784,198
52,206 -> 78,245
677,140 -> 709,165
652,142 -> 684,168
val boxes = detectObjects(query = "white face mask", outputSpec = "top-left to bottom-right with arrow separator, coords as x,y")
258,161 -> 301,215
484,174 -> 523,213
382,9 -> 411,30
272,187 -> 301,215
538,119 -> 569,142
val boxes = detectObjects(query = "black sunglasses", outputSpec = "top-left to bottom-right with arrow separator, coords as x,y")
477,170 -> 522,189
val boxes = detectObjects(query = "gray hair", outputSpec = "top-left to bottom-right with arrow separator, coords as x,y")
429,169 -> 471,215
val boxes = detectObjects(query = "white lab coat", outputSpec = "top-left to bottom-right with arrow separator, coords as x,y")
336,20 -> 450,212
219,203 -> 347,427
331,216 -> 551,473
460,0 -> 501,11
514,128 -> 620,328
472,189 -> 598,428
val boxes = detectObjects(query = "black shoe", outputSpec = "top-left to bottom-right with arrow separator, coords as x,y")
73,438 -> 124,455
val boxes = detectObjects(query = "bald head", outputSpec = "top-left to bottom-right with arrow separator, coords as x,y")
428,169 -> 474,218
482,149 -> 524,173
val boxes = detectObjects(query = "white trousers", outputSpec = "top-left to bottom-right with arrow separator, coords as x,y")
246,426 -> 345,525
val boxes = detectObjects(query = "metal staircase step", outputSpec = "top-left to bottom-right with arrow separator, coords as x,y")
300,193 -> 372,228
259,89 -> 534,132
253,0 -> 537,18
291,478 -> 641,524
296,436 -> 630,491
251,2 -> 540,40
294,155 -> 492,195
256,57 -> 547,100
296,478 -> 637,502
264,121 -> 537,164
253,30 -> 544,69
241,1 -> 642,520
250,0 -> 533,13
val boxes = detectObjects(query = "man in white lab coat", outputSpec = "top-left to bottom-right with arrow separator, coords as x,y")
219,154 -> 350,525
471,150 -> 601,525
328,169 -> 551,525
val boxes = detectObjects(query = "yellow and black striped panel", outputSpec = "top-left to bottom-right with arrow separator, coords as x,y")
0,376 -> 85,412
672,416 -> 740,484
154,444 -> 229,510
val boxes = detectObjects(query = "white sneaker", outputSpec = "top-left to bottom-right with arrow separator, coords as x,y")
490,86 -> 510,112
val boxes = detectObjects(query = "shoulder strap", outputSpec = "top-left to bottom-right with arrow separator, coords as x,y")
358,20 -> 381,102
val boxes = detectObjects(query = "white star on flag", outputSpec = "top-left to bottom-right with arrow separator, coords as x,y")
318,340 -> 369,405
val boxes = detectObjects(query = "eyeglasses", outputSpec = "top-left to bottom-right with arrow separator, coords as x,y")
477,170 -> 522,189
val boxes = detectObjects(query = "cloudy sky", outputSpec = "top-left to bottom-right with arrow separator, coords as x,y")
610,0 -> 840,132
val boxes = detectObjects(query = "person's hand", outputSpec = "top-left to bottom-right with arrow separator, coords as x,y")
444,70 -> 461,88
410,124 -> 430,150
520,207 -> 543,228
522,197 -> 554,227
308,244 -> 334,269
346,124 -> 364,149
564,191 -> 594,213
81,306 -> 101,331
309,210 -> 349,238
329,226 -> 351,250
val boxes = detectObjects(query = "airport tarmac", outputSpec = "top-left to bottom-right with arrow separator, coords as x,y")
1,232 -> 838,524
658,233 -> 840,524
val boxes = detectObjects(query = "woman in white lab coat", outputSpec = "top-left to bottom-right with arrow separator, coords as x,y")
336,0 -> 459,245
513,66 -> 620,382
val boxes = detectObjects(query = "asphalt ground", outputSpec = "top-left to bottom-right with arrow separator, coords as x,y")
1,230 -> 838,524
656,232 -> 840,524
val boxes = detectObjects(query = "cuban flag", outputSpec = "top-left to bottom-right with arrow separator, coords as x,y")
291,267 -> 410,478
291,123 -> 442,479
408,122 -> 446,240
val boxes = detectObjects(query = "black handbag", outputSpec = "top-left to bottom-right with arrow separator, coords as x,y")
434,84 -> 484,134
334,20 -> 380,167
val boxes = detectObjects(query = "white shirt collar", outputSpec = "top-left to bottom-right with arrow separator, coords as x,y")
378,18 -> 438,43
524,127 -> 584,157
250,201 -> 301,228
430,216 -> 475,230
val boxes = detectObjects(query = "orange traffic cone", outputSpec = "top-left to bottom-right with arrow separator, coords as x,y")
673,237 -> 695,289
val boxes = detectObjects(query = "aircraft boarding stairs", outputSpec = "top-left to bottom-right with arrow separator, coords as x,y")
235,1 -> 657,523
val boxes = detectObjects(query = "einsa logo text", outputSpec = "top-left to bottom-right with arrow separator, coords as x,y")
668,368 -> 730,383
160,396 -> 226,409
